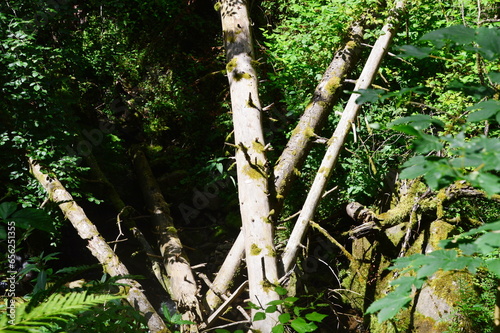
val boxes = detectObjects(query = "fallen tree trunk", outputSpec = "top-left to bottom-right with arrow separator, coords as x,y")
29,157 -> 169,333
347,179 -> 500,238
131,145 -> 202,332
204,230 -> 244,311
281,0 -> 406,273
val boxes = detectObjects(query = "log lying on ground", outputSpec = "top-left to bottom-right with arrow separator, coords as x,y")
204,231 -> 244,311
29,158 -> 169,333
131,145 -> 202,332
281,0 -> 406,274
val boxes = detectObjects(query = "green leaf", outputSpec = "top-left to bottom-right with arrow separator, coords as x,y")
246,302 -> 261,310
467,100 -> 500,122
267,299 -> 285,306
399,156 -> 427,179
488,72 -> 500,84
272,324 -> 285,333
389,114 -> 444,130
275,286 -> 288,296
475,27 -> 500,60
397,45 -> 432,59
413,132 -> 443,154
265,305 -> 278,313
390,276 -> 425,292
390,124 -> 420,136
421,25 -> 476,47
284,297 -> 299,304
365,293 -> 412,322
253,312 -> 266,321
290,317 -> 318,333
485,259 -> 500,278
11,208 -> 55,232
304,312 -> 328,322
278,312 -> 291,324
474,232 -> 500,254
355,89 -> 386,104
447,80 -> 494,100
465,172 -> 500,197
0,202 -> 17,220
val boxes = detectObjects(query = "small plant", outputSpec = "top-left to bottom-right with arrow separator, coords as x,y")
249,286 -> 328,333
0,291 -> 122,332
447,269 -> 496,333
161,302 -> 195,333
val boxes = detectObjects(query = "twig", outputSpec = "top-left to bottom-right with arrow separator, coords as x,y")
315,257 -> 341,287
113,208 -> 126,252
201,280 -> 249,330
322,186 -> 338,198
278,210 -> 301,223
201,320 -> 250,332
309,221 -> 355,262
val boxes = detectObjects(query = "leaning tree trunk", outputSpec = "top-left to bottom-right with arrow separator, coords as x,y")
219,0 -> 280,330
131,145 -> 202,332
273,21 -> 364,202
84,152 -> 170,293
29,158 -> 169,333
206,20 -> 365,312
281,0 -> 406,273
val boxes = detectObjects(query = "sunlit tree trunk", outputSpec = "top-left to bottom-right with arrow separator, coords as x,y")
131,146 -> 203,332
29,158 -> 169,333
281,0 -> 406,273
219,0 -> 280,330
206,20 -> 365,312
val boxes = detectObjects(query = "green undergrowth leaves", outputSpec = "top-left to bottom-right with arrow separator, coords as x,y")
398,25 -> 500,61
250,286 -> 328,333
366,220 -> 500,323
364,24 -> 500,324
0,291 -> 122,332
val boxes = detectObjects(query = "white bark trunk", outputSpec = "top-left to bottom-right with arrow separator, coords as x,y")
281,0 -> 406,273
29,158 -> 169,333
131,146 -> 202,332
219,0 -> 280,330
205,230 -> 244,311
206,20 -> 365,313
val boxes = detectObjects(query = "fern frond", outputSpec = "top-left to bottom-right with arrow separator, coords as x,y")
0,291 -> 122,332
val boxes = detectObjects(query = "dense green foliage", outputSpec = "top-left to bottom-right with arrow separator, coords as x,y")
361,23 -> 500,328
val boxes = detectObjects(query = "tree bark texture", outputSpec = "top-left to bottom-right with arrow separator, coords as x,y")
273,21 -> 364,202
205,230 -> 244,311
281,0 -> 406,273
85,152 -> 170,292
29,158 -> 169,333
131,146 -> 202,332
206,20 -> 366,313
219,0 -> 280,330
